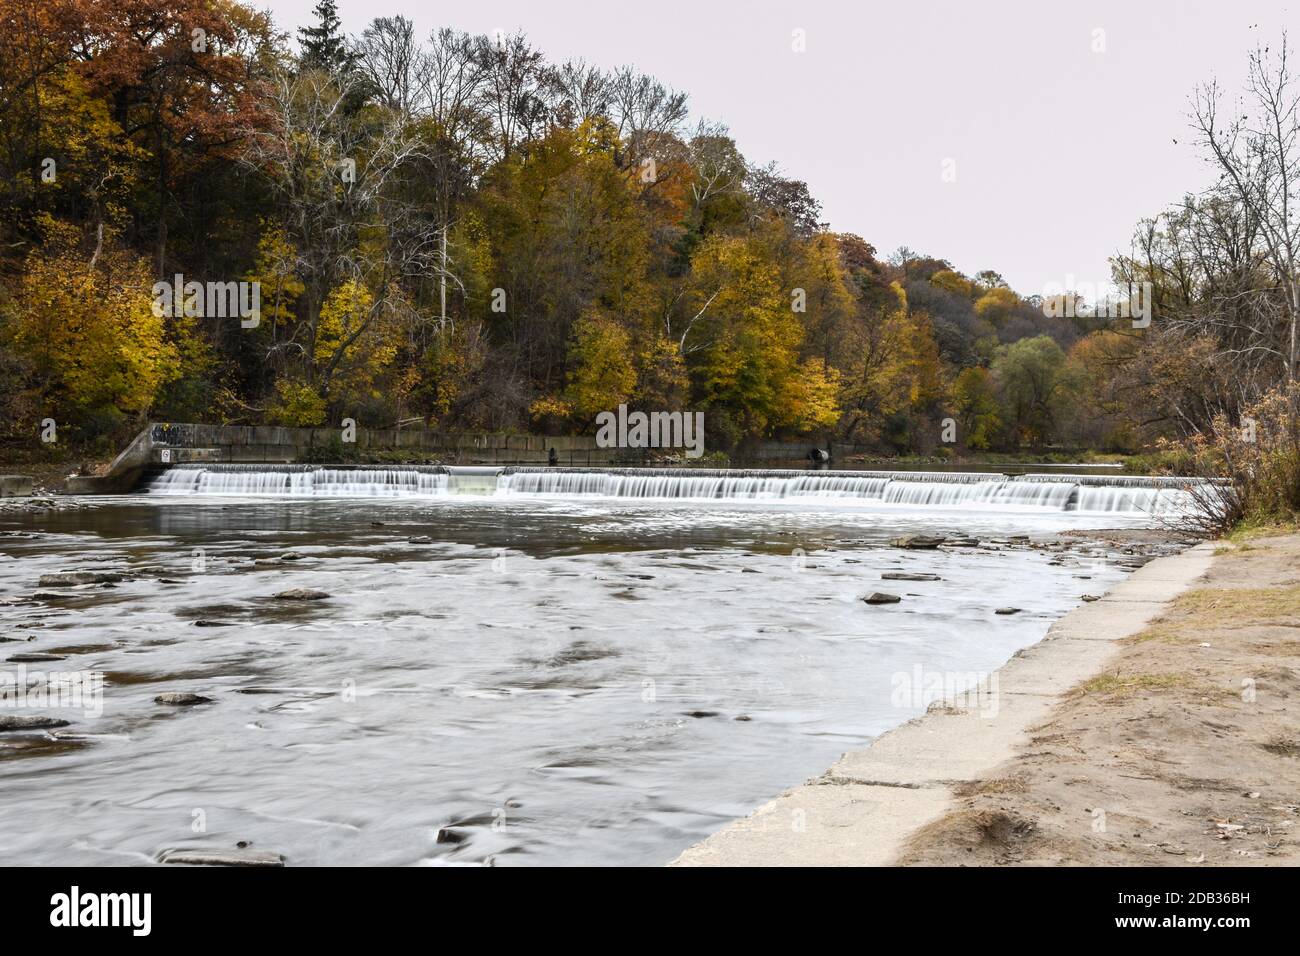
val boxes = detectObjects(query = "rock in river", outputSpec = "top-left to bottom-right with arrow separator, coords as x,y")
154,693 -> 214,706
881,571 -> 941,581
888,535 -> 946,549
994,607 -> 1022,615
862,592 -> 902,605
159,847 -> 284,867
272,588 -> 330,601
0,714 -> 70,731
37,570 -> 124,587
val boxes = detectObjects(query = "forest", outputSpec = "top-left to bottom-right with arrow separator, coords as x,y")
1,1 -> 1297,482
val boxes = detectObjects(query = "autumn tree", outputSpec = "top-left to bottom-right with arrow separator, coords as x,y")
2,217 -> 179,437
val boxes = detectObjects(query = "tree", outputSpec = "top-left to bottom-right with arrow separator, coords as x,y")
973,286 -> 1019,326
991,335 -> 1069,444
951,366 -> 1002,450
299,0 -> 356,77
685,233 -> 819,435
745,162 -> 822,236
565,310 -> 637,419
357,16 -> 420,115
74,0 -> 275,275
241,66 -> 439,409
473,31 -> 547,162
1192,34 -> 1300,382
4,217 -> 178,432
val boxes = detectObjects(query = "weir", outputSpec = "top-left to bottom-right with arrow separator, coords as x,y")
144,464 -> 1199,515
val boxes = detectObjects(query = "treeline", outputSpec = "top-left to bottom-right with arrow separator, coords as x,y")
0,1 -> 1295,464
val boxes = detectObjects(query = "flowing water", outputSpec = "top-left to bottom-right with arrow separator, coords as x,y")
150,464 -> 1197,515
0,467 -> 1190,866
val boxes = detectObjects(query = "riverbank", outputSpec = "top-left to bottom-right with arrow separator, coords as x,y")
900,531 -> 1300,865
671,532 -> 1229,866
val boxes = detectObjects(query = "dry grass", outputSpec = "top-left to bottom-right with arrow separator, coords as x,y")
1176,585 -> 1300,618
1074,672 -> 1190,697
1126,583 -> 1300,646
953,776 -> 1030,798
1259,737 -> 1300,758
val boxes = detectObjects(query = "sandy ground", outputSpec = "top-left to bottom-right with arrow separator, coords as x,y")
898,532 -> 1300,866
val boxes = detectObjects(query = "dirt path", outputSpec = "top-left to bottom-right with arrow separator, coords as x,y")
898,533 -> 1300,866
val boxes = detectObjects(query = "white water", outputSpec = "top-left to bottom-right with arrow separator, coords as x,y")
151,466 -> 448,497
147,465 -> 1196,516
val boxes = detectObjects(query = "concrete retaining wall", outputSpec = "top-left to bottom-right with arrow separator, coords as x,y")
0,475 -> 34,497
144,423 -> 624,467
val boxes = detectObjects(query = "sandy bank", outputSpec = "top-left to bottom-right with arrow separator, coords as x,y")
900,532 -> 1300,866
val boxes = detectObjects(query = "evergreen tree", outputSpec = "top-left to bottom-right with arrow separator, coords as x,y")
298,0 -> 355,75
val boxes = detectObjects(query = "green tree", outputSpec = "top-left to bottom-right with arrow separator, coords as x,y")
299,0 -> 357,76
991,335 -> 1069,445
951,366 -> 1002,450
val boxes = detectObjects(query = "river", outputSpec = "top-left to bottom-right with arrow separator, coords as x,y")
0,470 -> 1187,865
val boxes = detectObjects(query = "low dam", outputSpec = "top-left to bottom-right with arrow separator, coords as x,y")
146,463 -> 1198,515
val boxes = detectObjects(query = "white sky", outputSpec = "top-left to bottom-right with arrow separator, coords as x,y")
258,0 -> 1295,296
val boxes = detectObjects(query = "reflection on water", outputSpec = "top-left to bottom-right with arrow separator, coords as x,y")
0,496 -> 1144,865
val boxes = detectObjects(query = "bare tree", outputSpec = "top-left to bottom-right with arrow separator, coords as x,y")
415,28 -> 492,329
1193,33 -> 1300,381
420,28 -> 487,140
543,59 -> 611,127
687,120 -> 745,207
472,31 -> 548,163
356,16 -> 423,116
608,66 -> 688,170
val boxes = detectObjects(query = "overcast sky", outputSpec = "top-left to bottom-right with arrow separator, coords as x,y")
259,0 -> 1294,296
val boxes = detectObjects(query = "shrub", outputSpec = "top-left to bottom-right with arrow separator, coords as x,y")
1182,384 -> 1300,536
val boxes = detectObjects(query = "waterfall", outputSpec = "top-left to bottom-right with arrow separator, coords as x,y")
1019,473 -> 1198,515
145,464 -> 1197,515
149,464 -> 448,497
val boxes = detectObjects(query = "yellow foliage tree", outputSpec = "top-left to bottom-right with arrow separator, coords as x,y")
245,222 -> 304,334
268,377 -> 327,426
5,218 -> 178,425
565,309 -> 637,419
841,282 -> 944,440
930,269 -> 976,299
974,286 -> 1020,325
687,234 -> 840,435
313,278 -> 401,410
